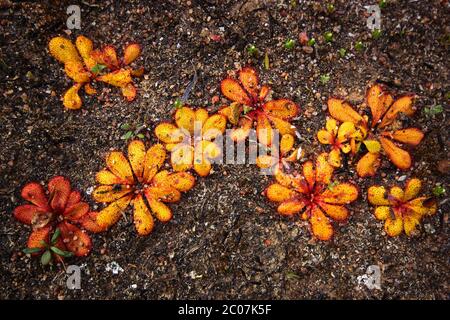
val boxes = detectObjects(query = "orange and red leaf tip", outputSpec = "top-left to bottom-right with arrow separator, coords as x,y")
97,69 -> 132,87
106,150 -> 135,184
327,98 -> 364,126
79,211 -> 106,233
63,83 -> 82,110
123,43 -> 141,65
63,202 -> 89,221
318,202 -> 349,222
143,144 -> 166,183
367,185 -> 391,206
356,152 -> 381,177
320,183 -> 358,205
378,95 -> 415,128
220,78 -> 251,105
315,153 -> 334,185
383,128 -> 424,146
263,99 -> 299,120
132,194 -> 154,236
277,199 -> 306,216
147,198 -> 173,222
92,185 -> 132,203
202,114 -> 227,141
309,206 -> 333,241
95,195 -> 132,230
265,183 -> 297,202
49,36 -> 81,64
27,226 -> 51,252
128,140 -> 146,181
14,205 -> 44,225
64,60 -> 91,83
238,67 -> 259,99
47,176 -> 71,212
404,178 -> 422,201
379,137 -> 412,170
58,221 -> 92,256
121,83 -> 137,101
175,106 -> 196,134
170,144 -> 194,172
21,182 -> 50,210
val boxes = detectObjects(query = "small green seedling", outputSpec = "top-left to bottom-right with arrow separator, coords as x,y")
91,64 -> 106,75
320,74 -> 331,85
355,41 -> 364,52
338,48 -> 347,58
120,123 -> 146,140
307,38 -> 316,46
327,3 -> 335,13
284,39 -> 296,50
264,51 -> 270,70
372,29 -> 382,40
423,104 -> 444,117
247,44 -> 258,56
379,0 -> 387,9
324,32 -> 333,43
432,185 -> 446,197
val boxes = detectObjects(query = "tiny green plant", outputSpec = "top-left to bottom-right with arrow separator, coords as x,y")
338,48 -> 347,58
247,44 -> 258,56
327,3 -> 335,13
355,41 -> 364,52
423,104 -> 444,117
324,31 -> 333,43
120,123 -> 146,140
432,185 -> 446,197
379,0 -> 387,9
174,98 -> 183,109
320,74 -> 331,85
307,38 -> 316,46
372,29 -> 382,40
284,39 -> 295,50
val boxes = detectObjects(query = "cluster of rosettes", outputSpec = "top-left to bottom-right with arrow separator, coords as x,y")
48,36 -> 143,109
317,84 -> 424,177
13,62 -> 440,267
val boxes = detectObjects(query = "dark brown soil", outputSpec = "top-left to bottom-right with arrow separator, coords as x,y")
0,0 -> 448,299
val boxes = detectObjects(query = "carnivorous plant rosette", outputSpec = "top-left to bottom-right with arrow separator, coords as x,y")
325,84 -> 424,177
219,67 -> 299,146
155,106 -> 226,177
368,178 -> 437,236
93,140 -> 195,235
13,176 -> 100,265
49,35 -> 143,109
264,153 -> 359,240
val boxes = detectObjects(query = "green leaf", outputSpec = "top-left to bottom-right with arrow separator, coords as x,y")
338,48 -> 347,58
379,0 -> 387,9
355,41 -> 364,52
120,123 -> 131,130
121,131 -> 133,140
50,246 -> 74,258
307,38 -> 316,46
327,3 -> 335,13
264,51 -> 270,70
284,39 -> 295,50
424,105 -> 443,116
327,181 -> 339,190
247,44 -> 258,56
51,228 -> 61,245
23,247 -> 42,254
320,74 -> 330,85
286,271 -> 300,280
40,250 -> 52,266
372,29 -> 382,40
91,64 -> 106,74
432,185 -> 446,197
324,31 -> 333,42
136,133 -> 145,139
174,98 -> 183,109
39,240 -> 48,247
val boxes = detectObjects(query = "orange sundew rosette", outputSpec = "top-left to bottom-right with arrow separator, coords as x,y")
92,140 -> 195,235
264,153 -> 359,241
321,84 -> 424,177
368,178 -> 437,236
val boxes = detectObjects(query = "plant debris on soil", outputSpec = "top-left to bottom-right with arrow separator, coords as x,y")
0,0 -> 448,299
